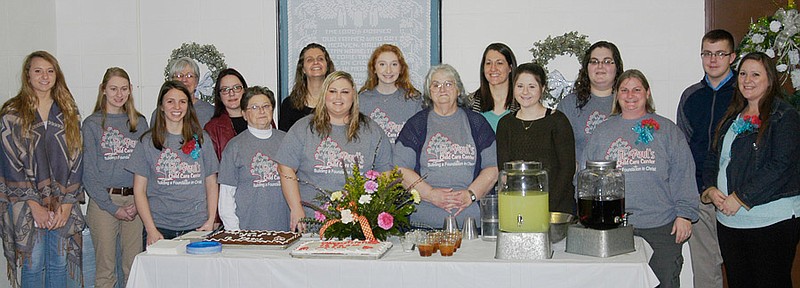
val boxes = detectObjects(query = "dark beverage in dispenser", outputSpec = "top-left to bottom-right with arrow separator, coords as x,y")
578,197 -> 625,230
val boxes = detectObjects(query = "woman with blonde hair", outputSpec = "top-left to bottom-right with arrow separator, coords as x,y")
358,44 -> 422,143
277,71 -> 392,232
0,50 -> 85,287
83,67 -> 147,287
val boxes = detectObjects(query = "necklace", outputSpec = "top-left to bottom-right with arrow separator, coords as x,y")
521,119 -> 534,130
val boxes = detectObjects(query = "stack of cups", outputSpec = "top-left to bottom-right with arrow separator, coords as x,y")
480,194 -> 499,241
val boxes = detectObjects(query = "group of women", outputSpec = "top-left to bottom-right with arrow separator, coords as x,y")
0,38 -> 795,288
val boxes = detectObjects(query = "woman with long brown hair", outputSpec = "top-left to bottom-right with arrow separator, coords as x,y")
128,81 -> 219,246
279,43 -> 336,132
0,50 -> 85,287
470,43 -> 517,131
702,52 -> 800,288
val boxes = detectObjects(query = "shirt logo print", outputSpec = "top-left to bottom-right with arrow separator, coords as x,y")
100,126 -> 137,160
154,148 -> 202,185
250,152 -> 280,187
313,136 -> 363,174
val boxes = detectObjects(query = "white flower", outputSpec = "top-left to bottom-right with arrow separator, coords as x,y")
751,33 -> 765,44
792,70 -> 800,90
770,20 -> 782,32
790,50 -> 800,65
358,194 -> 372,204
765,48 -> 776,58
410,189 -> 421,204
340,209 -> 354,224
330,191 -> 344,201
777,64 -> 788,72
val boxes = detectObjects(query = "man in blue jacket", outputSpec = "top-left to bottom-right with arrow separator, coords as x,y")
676,29 -> 737,288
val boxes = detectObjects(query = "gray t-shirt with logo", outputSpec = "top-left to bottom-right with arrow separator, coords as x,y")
82,112 -> 148,214
359,88 -> 422,143
557,93 -> 614,162
218,130 -> 288,230
581,113 -> 699,228
126,131 -> 219,230
275,116 -> 393,216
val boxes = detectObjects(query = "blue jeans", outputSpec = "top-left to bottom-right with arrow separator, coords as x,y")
22,229 -> 67,288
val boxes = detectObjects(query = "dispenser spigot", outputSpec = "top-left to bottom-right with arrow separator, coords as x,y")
621,212 -> 631,226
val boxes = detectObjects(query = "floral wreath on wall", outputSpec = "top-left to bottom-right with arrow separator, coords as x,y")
529,31 -> 591,109
164,42 -> 227,104
738,2 -> 800,107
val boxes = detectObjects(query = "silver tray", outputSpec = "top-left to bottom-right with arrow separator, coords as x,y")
290,245 -> 392,260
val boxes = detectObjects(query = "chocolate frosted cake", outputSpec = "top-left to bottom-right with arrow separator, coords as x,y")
206,230 -> 301,246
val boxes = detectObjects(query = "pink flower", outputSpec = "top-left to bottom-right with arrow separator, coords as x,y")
364,180 -> 378,194
314,210 -> 326,222
365,170 -> 380,180
377,212 -> 394,230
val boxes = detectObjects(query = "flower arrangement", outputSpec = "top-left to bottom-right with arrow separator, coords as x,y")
302,165 -> 420,242
181,134 -> 201,160
731,115 -> 761,135
738,4 -> 800,90
529,31 -> 591,109
632,118 -> 660,145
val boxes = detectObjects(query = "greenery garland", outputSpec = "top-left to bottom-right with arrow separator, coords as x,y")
529,31 -> 590,68
529,31 -> 590,108
164,42 -> 227,103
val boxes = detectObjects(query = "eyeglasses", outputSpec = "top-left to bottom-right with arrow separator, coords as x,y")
700,51 -> 733,59
246,103 -> 272,111
220,85 -> 244,94
173,73 -> 196,79
431,81 -> 455,90
588,59 -> 615,66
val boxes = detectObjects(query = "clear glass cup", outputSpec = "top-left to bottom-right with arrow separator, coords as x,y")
439,235 -> 457,256
400,235 -> 415,252
416,234 -> 434,257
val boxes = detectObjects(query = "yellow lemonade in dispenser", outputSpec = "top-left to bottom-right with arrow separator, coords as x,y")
498,190 -> 549,233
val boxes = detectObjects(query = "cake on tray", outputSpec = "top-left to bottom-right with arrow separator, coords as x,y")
205,230 -> 301,248
290,240 -> 393,259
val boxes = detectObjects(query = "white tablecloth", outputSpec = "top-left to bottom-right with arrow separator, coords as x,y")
128,236 -> 682,288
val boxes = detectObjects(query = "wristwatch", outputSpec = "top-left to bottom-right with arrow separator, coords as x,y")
468,189 -> 477,202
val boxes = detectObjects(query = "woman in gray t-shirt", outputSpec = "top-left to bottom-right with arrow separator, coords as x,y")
128,81 -> 219,246
582,70 -> 698,288
277,71 -> 393,233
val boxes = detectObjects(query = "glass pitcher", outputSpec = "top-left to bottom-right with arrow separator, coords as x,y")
577,160 -> 626,230
497,161 -> 549,233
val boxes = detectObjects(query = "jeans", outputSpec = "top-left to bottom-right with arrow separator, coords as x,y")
22,229 -> 67,288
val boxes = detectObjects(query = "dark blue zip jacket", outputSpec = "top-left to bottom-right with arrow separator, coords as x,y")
677,75 -> 736,192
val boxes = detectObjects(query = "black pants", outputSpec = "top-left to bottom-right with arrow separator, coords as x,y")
718,216 -> 800,288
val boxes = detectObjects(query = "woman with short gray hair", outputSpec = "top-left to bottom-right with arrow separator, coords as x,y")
151,57 -> 215,127
394,64 -> 498,229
